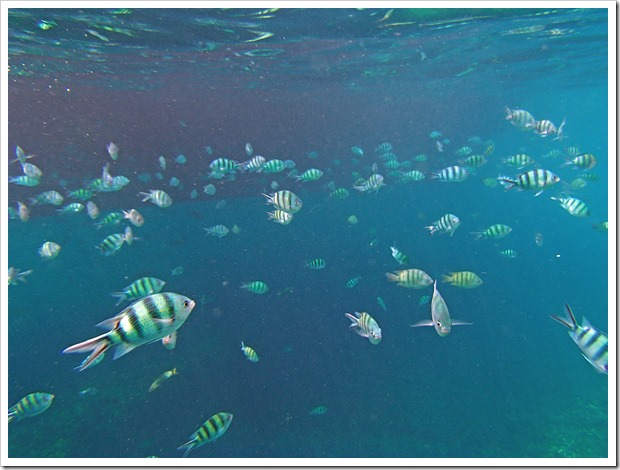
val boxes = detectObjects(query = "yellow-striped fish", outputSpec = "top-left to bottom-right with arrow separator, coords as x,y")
344,311 -> 381,344
177,412 -> 233,457
8,392 -> 54,423
442,271 -> 483,288
386,269 -> 433,288
149,368 -> 178,392
240,341 -> 259,362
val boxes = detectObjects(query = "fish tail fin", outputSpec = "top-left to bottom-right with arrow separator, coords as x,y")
549,303 -> 578,331
63,333 -> 111,371
110,292 -> 127,306
441,274 -> 452,283
8,410 -> 16,424
385,272 -> 399,282
504,106 -> 512,119
470,232 -> 483,241
177,439 -> 197,458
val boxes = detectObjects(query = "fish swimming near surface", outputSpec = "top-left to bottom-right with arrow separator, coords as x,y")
63,293 -> 195,371
549,303 -> 608,374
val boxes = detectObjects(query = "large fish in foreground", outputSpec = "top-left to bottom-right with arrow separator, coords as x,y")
63,293 -> 195,371
550,303 -> 608,374
410,281 -> 471,336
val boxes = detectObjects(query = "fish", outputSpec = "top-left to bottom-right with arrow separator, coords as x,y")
111,277 -> 166,306
240,341 -> 259,362
239,155 -> 266,172
259,159 -> 287,173
9,175 -> 40,187
454,146 -> 472,156
441,271 -> 483,288
310,405 -> 328,416
245,143 -> 254,156
329,188 -> 350,199
472,224 -> 512,240
375,142 -> 392,154
107,142 -> 119,161
171,266 -> 184,276
397,170 -> 426,183
345,311 -> 381,345
95,212 -> 124,229
241,281 -> 269,294
347,215 -> 358,225
177,412 -> 233,457
376,296 -> 387,311
296,168 -> 324,182
30,190 -> 64,206
63,292 -> 196,372
562,153 -> 597,170
66,188 -> 93,201
535,232 -> 544,247
12,145 -> 34,164
267,209 -> 294,225
429,131 -> 442,139
209,157 -> 239,175
504,106 -> 536,130
17,202 -> 29,222
418,295 -> 431,306
459,154 -> 487,168
306,258 -> 327,269
57,203 -> 84,214
390,243 -> 409,265
533,119 -> 557,137
85,201 -> 99,220
425,213 -> 461,236
550,304 -> 608,374
149,368 -> 178,392
139,189 -> 173,208
8,393 -> 54,423
551,196 -> 590,217
204,225 -> 229,237
162,331 -> 177,350
430,165 -> 469,183
502,154 -> 535,168
96,233 -> 125,256
353,174 -> 385,193
78,387 -> 99,397
386,269 -> 433,289
123,209 -> 145,227
498,249 -> 518,258
175,154 -> 188,164
159,155 -> 167,170
351,146 -> 364,156
204,184 -> 217,195
263,190 -> 303,213
21,162 -> 43,179
592,221 -> 608,233
39,241 -> 61,260
410,281 -> 471,336
346,276 -> 362,288
8,267 -> 33,286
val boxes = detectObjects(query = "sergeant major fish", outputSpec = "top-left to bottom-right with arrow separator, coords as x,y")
8,393 -> 54,423
344,311 -> 381,344
177,412 -> 233,457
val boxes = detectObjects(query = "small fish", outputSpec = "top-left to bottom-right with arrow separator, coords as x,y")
472,224 -> 512,240
306,258 -> 326,270
533,119 -> 557,137
592,221 -> 608,233
140,189 -> 173,208
296,168 -> 324,182
111,277 -> 166,306
107,142 -> 119,161
9,175 -> 40,187
267,210 -> 294,225
426,214 -> 461,237
430,166 -> 469,183
123,209 -> 145,227
330,188 -> 350,199
171,266 -> 184,276
347,215 -> 358,225
459,154 -> 487,168
63,293 -> 195,371
245,143 -> 254,156
162,331 -> 177,350
418,295 -> 431,306
95,212 -> 124,229
504,106 -> 535,130
258,159 -> 286,174
86,201 -> 99,220
124,225 -> 135,245
204,225 -> 229,237
386,269 -> 433,289
410,281 -> 471,336
346,276 -> 362,288
149,368 -> 178,392
12,145 -> 34,164
454,146 -> 472,157
503,154 -> 535,168
30,190 -> 64,206
8,267 -> 32,287
550,304 -> 608,374
78,387 -> 98,397
241,281 -> 269,294
498,249 -> 518,258
441,271 -> 483,288
376,296 -> 387,311
390,243 -> 409,265
429,131 -> 442,139
8,393 -> 54,423
66,188 -> 93,201
551,196 -> 590,217
57,203 -> 84,214
375,142 -> 392,154
21,162 -> 43,179
177,412 -> 233,457
351,146 -> 364,156
353,174 -> 385,193
345,311 -> 381,345
310,405 -> 328,416
535,232 -> 544,247
239,155 -> 266,172
96,233 -> 125,256
240,341 -> 259,362
159,155 -> 167,170
17,202 -> 29,222
204,184 -> 217,195
263,190 -> 303,213
562,153 -> 596,170
39,241 -> 61,260
397,170 -> 425,183
175,154 -> 187,164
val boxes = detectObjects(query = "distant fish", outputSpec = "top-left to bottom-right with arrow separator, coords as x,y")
376,296 -> 387,311
107,142 -> 119,161
390,243 -> 409,265
425,214 -> 461,237
171,266 -> 184,276
504,106 -> 535,130
240,341 -> 259,362
306,258 -> 327,270
39,241 -> 61,260
345,311 -> 381,345
241,281 -> 269,294
535,232 -> 544,247
441,271 -> 483,288
204,224 -> 229,238
123,209 -> 144,227
472,224 -> 512,240
551,196 -> 590,217
346,276 -> 362,288
386,269 -> 433,289
177,412 -> 233,457
310,405 -> 328,416
149,368 -> 178,392
430,165 -> 469,183
140,189 -> 172,208
498,249 -> 518,258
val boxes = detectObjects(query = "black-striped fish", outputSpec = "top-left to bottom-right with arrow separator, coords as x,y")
149,368 -> 178,392
346,276 -> 362,288
268,209 -> 294,225
459,154 -> 487,168
57,202 -> 84,214
96,233 -> 125,256
562,153 -> 597,170
296,168 -> 323,182
30,190 -> 64,206
472,224 -> 512,240
386,269 -> 433,289
8,392 -> 54,424
504,106 -> 535,130
502,154 -> 535,168
533,119 -> 557,137
306,258 -> 326,269
430,165 -> 469,183
425,213 -> 461,236
375,142 -> 392,154
67,188 -> 94,201
140,189 -> 172,208
550,304 -> 608,374
9,175 -> 40,187
111,277 -> 166,306
204,224 -> 229,237
329,188 -> 350,199
209,157 -> 239,174
442,271 -> 483,288
263,190 -> 303,213
63,292 -> 195,371
177,412 -> 234,457
344,311 -> 381,344
551,196 -> 590,217
239,155 -> 266,172
410,281 -> 471,336
21,162 -> 43,179
259,159 -> 286,173
498,249 -> 518,258
95,211 -> 124,229
390,243 -> 409,265
241,281 -> 269,294
353,174 -> 385,193
310,405 -> 328,416
240,341 -> 259,362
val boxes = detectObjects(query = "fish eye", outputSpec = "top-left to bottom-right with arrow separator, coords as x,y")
183,300 -> 190,308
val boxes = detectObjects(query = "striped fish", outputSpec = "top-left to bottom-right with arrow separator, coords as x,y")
390,243 -> 409,265
63,292 -> 195,371
329,188 -> 350,199
9,175 -> 40,187
111,277 -> 166,306
351,146 -> 364,156
306,258 -> 326,269
39,241 -> 61,260
66,188 -> 93,201
345,311 -> 381,344
310,405 -> 328,416
30,190 -> 64,206
204,224 -> 229,237
441,271 -> 483,288
95,211 -> 124,229
533,119 -> 557,137
240,341 -> 259,362
425,213 -> 461,236
8,392 -> 54,424
241,281 -> 269,294
346,276 -> 362,288
21,162 -> 43,179
267,209 -> 294,225
353,174 -> 385,193
140,189 -> 172,208
96,233 -> 125,256
238,155 -> 266,172
263,190 -> 303,213
459,154 -> 487,168
259,159 -> 286,173
502,154 -> 534,168
209,157 -> 239,174
149,368 -> 178,392
498,249 -> 517,258
562,153 -> 597,170
504,106 -> 535,130
431,165 -> 469,183
551,196 -> 590,217
550,304 -> 608,374
397,170 -> 426,183
411,281 -> 471,336
375,142 -> 392,154
296,168 -> 323,182
57,202 -> 84,214
12,145 -> 34,164
177,412 -> 233,457
472,224 -> 512,240
386,269 -> 433,289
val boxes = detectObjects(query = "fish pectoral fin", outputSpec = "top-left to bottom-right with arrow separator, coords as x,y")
352,328 -> 369,338
96,313 -> 125,330
410,320 -> 434,328
112,343 -> 138,360
153,318 -> 175,327
451,320 -> 473,326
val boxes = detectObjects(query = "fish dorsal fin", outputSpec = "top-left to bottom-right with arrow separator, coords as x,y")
113,342 -> 138,360
96,313 -> 125,330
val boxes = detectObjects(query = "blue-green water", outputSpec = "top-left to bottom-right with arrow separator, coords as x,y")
7,7 -> 610,460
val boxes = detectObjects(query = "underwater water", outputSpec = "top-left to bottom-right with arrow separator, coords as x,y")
6,6 -> 611,460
